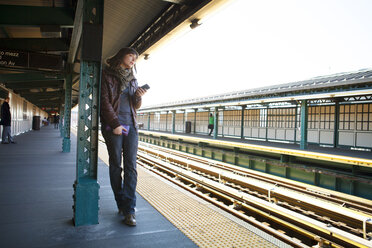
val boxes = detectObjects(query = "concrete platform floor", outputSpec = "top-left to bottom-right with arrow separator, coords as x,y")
0,126 -> 197,248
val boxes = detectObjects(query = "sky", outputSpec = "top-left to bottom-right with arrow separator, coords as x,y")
136,0 -> 372,107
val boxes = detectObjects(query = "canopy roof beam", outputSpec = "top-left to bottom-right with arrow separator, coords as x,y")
67,0 -> 83,64
5,80 -> 64,89
0,38 -> 69,52
162,0 -> 194,4
0,5 -> 74,27
129,0 -> 211,54
20,90 -> 63,98
0,72 -> 64,82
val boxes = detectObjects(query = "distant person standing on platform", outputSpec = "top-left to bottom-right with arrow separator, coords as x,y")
54,115 -> 60,129
42,117 -> 48,126
100,47 -> 147,226
1,96 -> 15,144
208,113 -> 214,136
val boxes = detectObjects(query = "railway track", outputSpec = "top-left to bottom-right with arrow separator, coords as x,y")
137,142 -> 372,248
140,143 -> 372,214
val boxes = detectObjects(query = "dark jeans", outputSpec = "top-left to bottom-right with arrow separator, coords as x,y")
102,124 -> 138,215
208,124 -> 214,136
2,126 -> 13,143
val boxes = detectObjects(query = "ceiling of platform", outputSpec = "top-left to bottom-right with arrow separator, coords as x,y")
0,0 -> 217,113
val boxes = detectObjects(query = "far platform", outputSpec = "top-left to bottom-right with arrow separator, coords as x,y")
140,130 -> 372,159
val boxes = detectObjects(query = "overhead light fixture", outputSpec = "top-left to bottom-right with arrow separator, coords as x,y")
190,19 -> 201,29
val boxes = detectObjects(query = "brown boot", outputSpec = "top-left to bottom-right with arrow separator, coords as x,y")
124,214 -> 136,226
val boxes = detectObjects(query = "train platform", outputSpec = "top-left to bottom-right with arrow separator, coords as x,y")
0,126 -> 284,248
0,126 -> 195,248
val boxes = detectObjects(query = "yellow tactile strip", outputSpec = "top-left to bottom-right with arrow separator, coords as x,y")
97,141 -> 277,247
136,167 -> 277,248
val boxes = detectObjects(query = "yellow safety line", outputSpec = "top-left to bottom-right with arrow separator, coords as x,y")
140,131 -> 372,168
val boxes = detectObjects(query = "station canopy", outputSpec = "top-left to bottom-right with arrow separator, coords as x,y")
0,0 -> 226,113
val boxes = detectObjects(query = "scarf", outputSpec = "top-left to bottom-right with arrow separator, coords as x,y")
107,66 -> 135,92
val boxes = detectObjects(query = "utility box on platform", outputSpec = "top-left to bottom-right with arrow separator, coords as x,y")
32,116 -> 40,130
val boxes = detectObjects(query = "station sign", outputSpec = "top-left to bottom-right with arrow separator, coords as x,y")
0,49 -> 63,71
0,50 -> 27,67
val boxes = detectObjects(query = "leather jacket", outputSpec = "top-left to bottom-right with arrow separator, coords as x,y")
100,68 -> 142,130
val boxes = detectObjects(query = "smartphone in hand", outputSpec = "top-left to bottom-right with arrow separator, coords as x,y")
122,124 -> 129,136
141,84 -> 150,90
105,124 -> 130,136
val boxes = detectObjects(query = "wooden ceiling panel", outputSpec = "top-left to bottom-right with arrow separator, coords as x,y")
6,27 -> 42,38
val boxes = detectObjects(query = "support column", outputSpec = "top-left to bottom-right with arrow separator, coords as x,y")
300,100 -> 308,150
62,73 -> 72,152
213,108 -> 218,139
172,110 -> 176,134
333,100 -> 340,148
240,105 -> 245,139
59,104 -> 64,137
147,113 -> 150,131
294,102 -> 298,143
73,0 -> 103,226
265,105 -> 269,142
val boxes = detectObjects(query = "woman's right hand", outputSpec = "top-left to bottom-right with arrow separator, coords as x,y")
113,125 -> 127,135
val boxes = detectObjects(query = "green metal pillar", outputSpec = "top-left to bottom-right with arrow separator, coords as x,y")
62,73 -> 72,152
300,100 -> 308,150
73,0 -> 103,226
333,100 -> 340,148
240,105 -> 245,139
294,102 -> 298,143
172,110 -> 176,134
147,113 -> 150,131
59,105 -> 64,137
213,109 -> 218,139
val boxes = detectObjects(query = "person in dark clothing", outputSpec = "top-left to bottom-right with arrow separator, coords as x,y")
100,47 -> 147,226
1,96 -> 15,144
42,117 -> 49,126
54,115 -> 60,129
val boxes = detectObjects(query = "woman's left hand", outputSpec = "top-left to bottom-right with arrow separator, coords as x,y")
135,87 -> 147,97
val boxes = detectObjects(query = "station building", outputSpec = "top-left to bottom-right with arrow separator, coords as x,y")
138,69 -> 372,150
